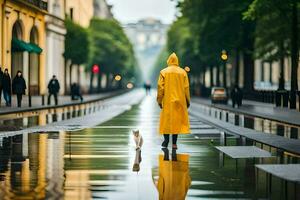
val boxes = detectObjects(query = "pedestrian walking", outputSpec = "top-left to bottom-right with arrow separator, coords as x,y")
143,82 -> 151,95
157,53 -> 190,150
231,84 -> 243,108
0,67 -> 3,106
2,69 -> 11,107
47,75 -> 60,105
12,70 -> 26,107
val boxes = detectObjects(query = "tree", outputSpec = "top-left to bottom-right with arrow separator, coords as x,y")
178,0 -> 255,89
64,19 -> 90,91
88,18 -> 137,91
244,0 -> 300,108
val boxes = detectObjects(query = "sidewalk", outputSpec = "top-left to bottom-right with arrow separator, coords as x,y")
0,90 -> 127,115
192,97 -> 300,127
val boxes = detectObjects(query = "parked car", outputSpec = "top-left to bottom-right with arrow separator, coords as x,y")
211,87 -> 228,104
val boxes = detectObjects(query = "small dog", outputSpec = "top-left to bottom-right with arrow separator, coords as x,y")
132,129 -> 143,150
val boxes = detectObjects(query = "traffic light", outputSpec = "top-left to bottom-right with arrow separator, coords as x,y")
92,64 -> 100,74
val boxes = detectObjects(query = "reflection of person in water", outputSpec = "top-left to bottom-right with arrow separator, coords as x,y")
156,151 -> 191,200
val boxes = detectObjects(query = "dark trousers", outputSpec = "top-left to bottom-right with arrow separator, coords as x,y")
48,93 -> 58,105
17,94 -> 22,107
3,90 -> 11,106
71,94 -> 83,101
163,134 -> 178,145
0,88 -> 2,105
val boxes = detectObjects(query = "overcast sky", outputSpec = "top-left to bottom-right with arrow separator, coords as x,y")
106,0 -> 177,24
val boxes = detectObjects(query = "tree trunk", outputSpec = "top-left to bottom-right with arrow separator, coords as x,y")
64,59 -> 68,94
202,68 -> 206,86
210,65 -> 214,87
77,65 -> 81,85
89,71 -> 94,93
243,52 -> 254,92
290,0 -> 299,109
216,65 -> 220,87
223,62 -> 227,88
97,73 -> 102,92
235,49 -> 240,86
69,63 -> 73,94
106,73 -> 110,90
269,62 -> 272,84
278,51 -> 285,90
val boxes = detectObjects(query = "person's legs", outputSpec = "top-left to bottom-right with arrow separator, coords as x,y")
4,91 -> 11,106
0,88 -> 2,106
48,93 -> 52,105
8,93 -> 11,106
172,134 -> 178,145
3,91 -> 7,106
78,93 -> 83,101
17,94 -> 22,107
54,93 -> 58,105
162,134 -> 169,148
172,135 -> 178,149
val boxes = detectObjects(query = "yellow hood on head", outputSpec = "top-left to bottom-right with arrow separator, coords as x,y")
167,53 -> 179,66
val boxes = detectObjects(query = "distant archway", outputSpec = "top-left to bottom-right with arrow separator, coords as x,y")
29,26 -> 40,95
11,21 -> 24,77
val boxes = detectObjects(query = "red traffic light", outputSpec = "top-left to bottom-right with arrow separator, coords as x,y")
92,65 -> 100,74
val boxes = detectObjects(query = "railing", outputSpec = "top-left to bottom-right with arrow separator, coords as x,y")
20,0 -> 48,11
196,86 -> 300,110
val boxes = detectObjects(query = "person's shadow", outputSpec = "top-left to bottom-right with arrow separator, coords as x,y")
156,149 -> 191,200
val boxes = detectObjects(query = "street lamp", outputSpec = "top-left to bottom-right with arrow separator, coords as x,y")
221,50 -> 228,88
184,66 -> 191,73
115,75 -> 122,81
127,82 -> 134,89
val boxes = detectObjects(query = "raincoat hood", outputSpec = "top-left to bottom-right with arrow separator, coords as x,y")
167,53 -> 179,66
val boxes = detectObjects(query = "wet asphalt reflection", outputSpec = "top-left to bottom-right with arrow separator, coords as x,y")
0,94 -> 297,199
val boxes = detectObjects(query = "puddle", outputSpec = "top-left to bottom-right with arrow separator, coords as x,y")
0,97 -> 299,199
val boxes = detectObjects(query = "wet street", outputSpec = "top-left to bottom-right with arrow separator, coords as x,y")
0,91 -> 298,199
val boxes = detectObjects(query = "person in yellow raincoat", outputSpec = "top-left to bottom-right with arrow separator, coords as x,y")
157,53 -> 190,149
156,152 -> 191,200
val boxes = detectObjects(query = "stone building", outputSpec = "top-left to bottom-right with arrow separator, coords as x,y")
46,0 -> 66,94
124,18 -> 168,81
93,0 -> 113,19
0,0 -> 47,94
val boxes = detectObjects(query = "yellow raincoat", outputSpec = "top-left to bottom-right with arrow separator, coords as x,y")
157,53 -> 190,134
156,154 -> 191,200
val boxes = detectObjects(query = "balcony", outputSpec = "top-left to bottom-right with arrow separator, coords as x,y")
18,0 -> 48,11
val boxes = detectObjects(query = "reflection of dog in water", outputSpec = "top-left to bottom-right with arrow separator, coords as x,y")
132,129 -> 143,172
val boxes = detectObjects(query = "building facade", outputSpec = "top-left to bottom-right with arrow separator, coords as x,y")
0,0 -> 47,95
64,0 -> 94,92
124,18 -> 168,81
93,0 -> 113,19
46,0 -> 66,94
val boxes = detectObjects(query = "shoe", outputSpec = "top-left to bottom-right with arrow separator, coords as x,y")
161,147 -> 169,161
172,144 -> 178,150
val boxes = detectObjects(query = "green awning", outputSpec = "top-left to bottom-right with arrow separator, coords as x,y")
11,38 -> 43,54
29,43 -> 43,54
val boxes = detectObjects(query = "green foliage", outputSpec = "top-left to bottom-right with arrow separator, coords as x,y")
88,18 -> 137,82
151,47 -> 169,82
243,0 -> 299,61
64,19 -> 90,65
167,17 -> 202,73
180,0 -> 254,64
